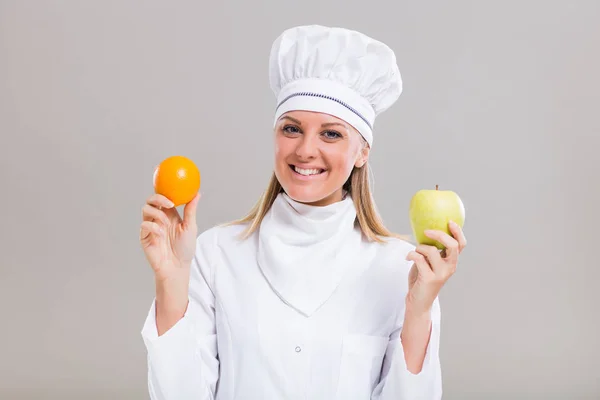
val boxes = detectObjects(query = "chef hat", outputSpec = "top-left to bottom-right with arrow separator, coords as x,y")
269,25 -> 402,147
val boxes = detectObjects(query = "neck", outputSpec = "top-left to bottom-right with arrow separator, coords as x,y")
289,188 -> 346,207
256,189 -> 362,316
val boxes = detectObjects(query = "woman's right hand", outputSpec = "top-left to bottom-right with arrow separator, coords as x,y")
139,192 -> 201,282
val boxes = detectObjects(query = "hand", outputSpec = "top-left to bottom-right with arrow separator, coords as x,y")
139,192 -> 201,282
405,221 -> 467,315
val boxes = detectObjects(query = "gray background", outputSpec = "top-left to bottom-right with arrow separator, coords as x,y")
1,0 -> 599,399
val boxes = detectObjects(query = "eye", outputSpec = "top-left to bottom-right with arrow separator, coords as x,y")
322,130 -> 342,139
282,125 -> 301,134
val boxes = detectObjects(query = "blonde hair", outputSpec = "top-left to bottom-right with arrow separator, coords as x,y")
226,160 -> 408,243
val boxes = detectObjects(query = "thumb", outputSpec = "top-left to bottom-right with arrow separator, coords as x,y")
183,192 -> 201,228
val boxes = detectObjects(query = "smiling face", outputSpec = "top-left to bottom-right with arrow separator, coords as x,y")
273,110 -> 370,206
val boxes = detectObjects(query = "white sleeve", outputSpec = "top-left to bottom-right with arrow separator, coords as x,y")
371,296 -> 443,400
140,230 -> 220,400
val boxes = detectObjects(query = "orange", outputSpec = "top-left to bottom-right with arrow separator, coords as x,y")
153,155 -> 201,206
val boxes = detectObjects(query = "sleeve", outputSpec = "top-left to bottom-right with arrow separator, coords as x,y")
371,296 -> 442,400
140,229 -> 220,400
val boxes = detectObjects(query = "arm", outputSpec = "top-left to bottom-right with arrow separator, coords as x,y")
371,297 -> 442,400
155,271 -> 190,337
372,221 -> 465,399
140,230 -> 219,400
401,302 -> 435,374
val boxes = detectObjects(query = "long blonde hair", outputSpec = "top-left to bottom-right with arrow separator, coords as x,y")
226,160 -> 408,243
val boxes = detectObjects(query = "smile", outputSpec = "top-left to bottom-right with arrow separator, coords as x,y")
289,164 -> 326,178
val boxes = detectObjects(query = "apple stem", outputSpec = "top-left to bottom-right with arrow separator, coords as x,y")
436,184 -> 439,190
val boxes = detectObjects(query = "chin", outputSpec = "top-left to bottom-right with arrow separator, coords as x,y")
282,183 -> 343,206
284,187 -> 325,204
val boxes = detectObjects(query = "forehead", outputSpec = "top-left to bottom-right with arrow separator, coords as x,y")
278,110 -> 350,126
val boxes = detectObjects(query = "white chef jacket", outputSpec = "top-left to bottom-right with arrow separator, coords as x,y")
141,193 -> 442,399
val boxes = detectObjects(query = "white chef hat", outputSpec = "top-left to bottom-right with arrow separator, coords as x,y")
269,25 -> 402,147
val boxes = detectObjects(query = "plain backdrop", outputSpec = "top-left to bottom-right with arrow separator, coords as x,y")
1,1 -> 599,399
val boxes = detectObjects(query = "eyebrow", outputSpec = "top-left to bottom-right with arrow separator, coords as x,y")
321,122 -> 348,129
279,116 -> 348,129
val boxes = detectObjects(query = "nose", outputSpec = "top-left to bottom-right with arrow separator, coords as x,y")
295,133 -> 319,160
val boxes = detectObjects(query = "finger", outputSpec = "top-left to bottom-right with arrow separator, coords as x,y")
183,192 -> 201,228
142,204 -> 170,226
448,220 -> 467,252
423,229 -> 459,262
140,220 -> 163,240
146,193 -> 175,209
416,244 -> 444,273
146,193 -> 181,221
406,251 -> 435,280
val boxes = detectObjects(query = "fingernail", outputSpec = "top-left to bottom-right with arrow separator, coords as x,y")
449,220 -> 456,227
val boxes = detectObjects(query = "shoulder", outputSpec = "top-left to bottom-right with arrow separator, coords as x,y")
371,235 -> 416,264
196,222 -> 249,250
365,235 -> 416,281
190,223 -> 250,279
195,221 -> 257,263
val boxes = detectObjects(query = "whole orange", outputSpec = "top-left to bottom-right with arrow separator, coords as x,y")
153,155 -> 201,206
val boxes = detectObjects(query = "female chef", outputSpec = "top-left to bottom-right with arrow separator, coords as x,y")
139,25 -> 467,400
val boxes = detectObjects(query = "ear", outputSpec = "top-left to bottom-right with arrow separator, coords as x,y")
354,144 -> 370,168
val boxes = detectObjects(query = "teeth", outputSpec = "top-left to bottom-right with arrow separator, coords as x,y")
294,166 -> 322,176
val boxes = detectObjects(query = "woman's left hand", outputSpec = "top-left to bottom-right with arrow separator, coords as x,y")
405,220 -> 467,315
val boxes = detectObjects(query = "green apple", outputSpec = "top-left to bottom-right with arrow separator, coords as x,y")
409,185 -> 465,250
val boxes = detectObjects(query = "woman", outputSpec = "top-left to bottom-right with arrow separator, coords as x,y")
139,25 -> 466,400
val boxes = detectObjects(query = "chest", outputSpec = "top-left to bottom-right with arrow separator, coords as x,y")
210,237 -> 407,398
214,237 -> 404,359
